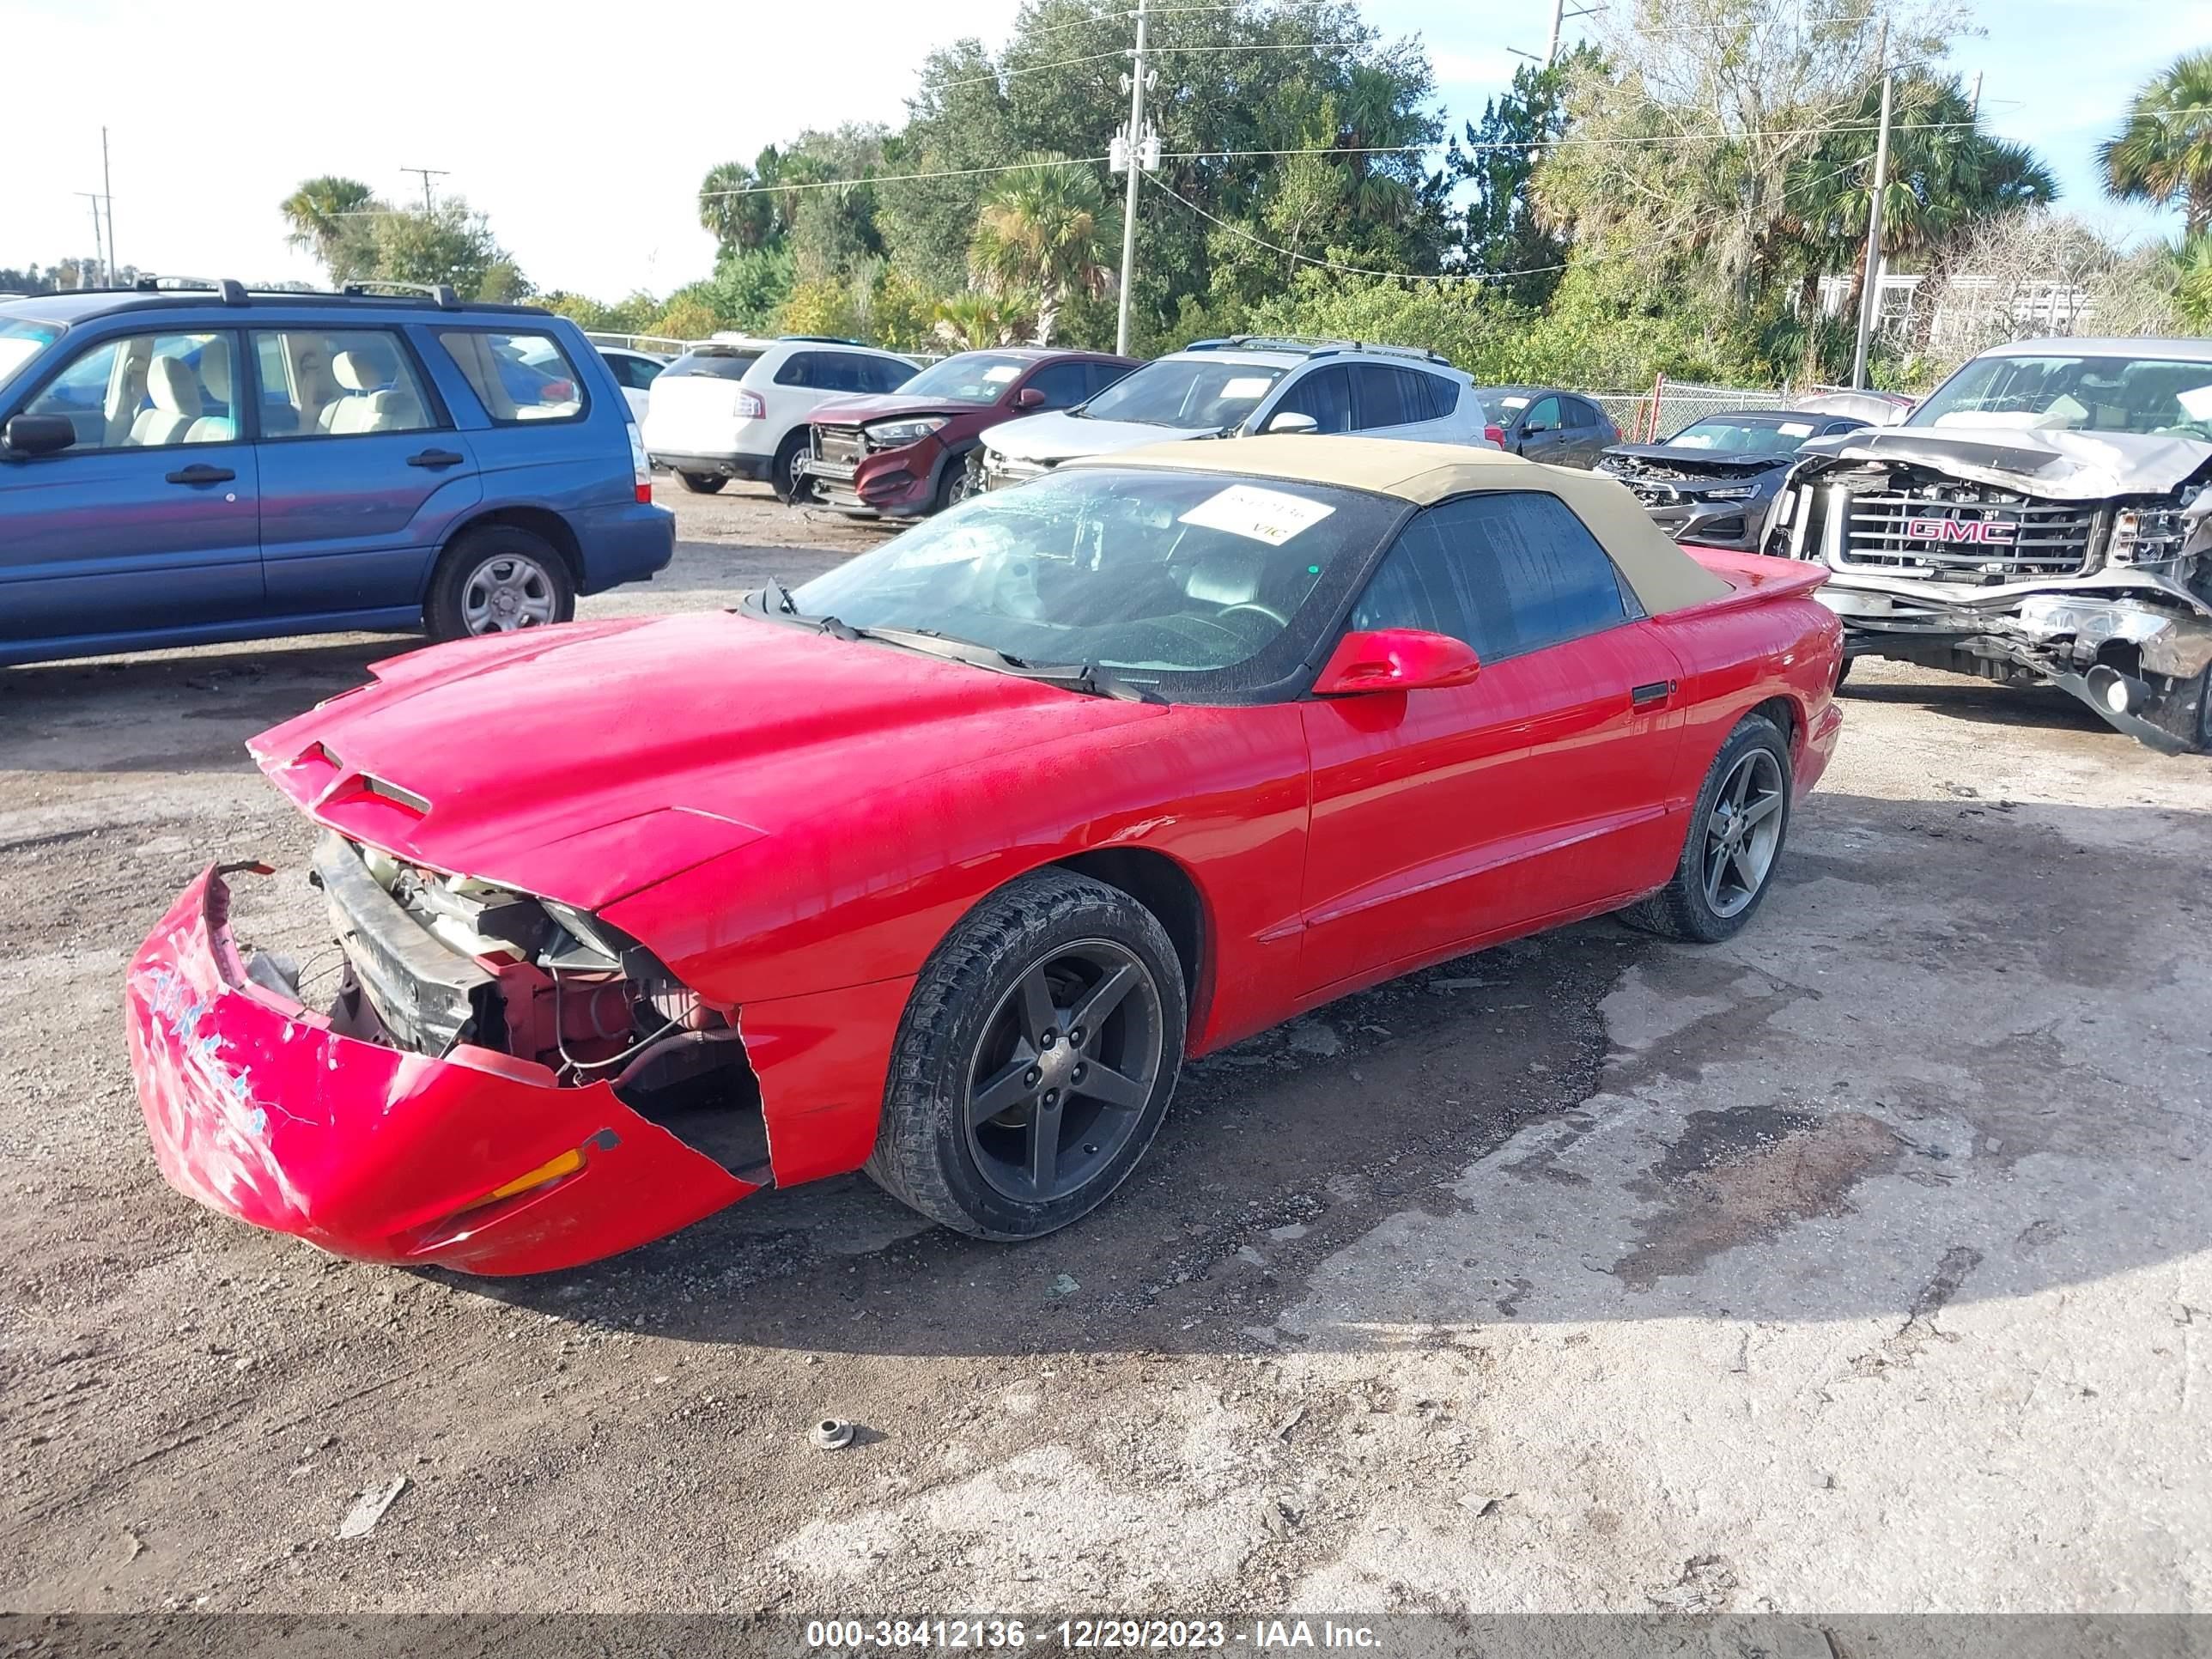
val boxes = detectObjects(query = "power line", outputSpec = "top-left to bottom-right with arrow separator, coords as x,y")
1146,171 -> 1569,285
690,118 -> 1987,203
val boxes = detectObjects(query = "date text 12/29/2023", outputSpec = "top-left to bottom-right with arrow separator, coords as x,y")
803,1620 -> 1382,1650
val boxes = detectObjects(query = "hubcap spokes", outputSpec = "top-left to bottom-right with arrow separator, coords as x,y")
461,555 -> 556,634
966,940 -> 1163,1202
1702,748 -> 1785,918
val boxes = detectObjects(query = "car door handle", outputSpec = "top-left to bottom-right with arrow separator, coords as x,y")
406,447 -> 465,469
1632,680 -> 1675,708
164,464 -> 234,485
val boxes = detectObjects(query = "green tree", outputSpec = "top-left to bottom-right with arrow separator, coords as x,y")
2100,49 -> 2212,237
279,175 -> 380,283
969,156 -> 1116,344
931,292 -> 1032,350
361,198 -> 523,300
698,157 -> 781,257
1449,48 -> 1596,305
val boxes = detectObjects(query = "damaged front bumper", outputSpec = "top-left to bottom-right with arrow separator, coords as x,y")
125,866 -> 757,1273
1818,571 -> 2212,752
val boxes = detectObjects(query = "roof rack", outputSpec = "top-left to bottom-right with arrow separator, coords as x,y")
778,334 -> 872,347
341,279 -> 463,310
1185,333 -> 1450,367
132,275 -> 249,304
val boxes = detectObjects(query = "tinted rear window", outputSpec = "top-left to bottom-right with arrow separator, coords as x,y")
664,350 -> 763,380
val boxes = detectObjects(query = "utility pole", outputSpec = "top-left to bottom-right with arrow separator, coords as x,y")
400,167 -> 449,213
1114,0 -> 1150,357
101,126 -> 117,284
1850,19 -> 1893,391
1969,70 -> 1984,117
1546,0 -> 1565,64
76,195 -> 106,287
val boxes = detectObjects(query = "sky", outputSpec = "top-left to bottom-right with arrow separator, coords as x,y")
3,0 -> 2205,301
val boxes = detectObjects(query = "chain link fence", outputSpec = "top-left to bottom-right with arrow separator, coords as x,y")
1584,380 -> 1797,443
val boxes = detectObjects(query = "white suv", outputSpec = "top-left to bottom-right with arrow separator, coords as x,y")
643,335 -> 919,501
979,337 -> 1496,489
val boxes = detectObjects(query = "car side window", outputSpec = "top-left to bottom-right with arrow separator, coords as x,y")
611,355 -> 661,391
253,328 -> 439,439
1523,394 -> 1563,433
1564,398 -> 1596,429
860,356 -> 913,393
1023,362 -> 1092,409
23,331 -> 242,452
1421,373 -> 1459,418
437,329 -> 585,424
1349,364 -> 1423,429
1272,365 -> 1354,432
1085,361 -> 1131,399
1347,491 -> 1636,664
775,352 -> 818,388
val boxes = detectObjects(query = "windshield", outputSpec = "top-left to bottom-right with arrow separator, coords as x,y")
1910,353 -> 2212,437
1666,416 -> 1820,456
1081,358 -> 1286,430
663,349 -> 762,380
896,352 -> 1031,404
783,465 -> 1401,694
0,319 -> 62,397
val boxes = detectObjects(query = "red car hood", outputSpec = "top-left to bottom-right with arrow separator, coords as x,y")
811,393 -> 994,427
248,613 -> 1161,910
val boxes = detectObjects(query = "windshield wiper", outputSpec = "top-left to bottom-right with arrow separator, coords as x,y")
759,574 -> 799,616
749,599 -> 1164,702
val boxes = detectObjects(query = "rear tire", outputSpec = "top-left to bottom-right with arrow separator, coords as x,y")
423,526 -> 575,641
866,869 -> 1187,1240
1619,713 -> 1792,943
675,471 -> 726,495
773,433 -> 816,505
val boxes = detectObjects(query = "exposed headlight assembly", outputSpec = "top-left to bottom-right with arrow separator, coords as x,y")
2109,506 -> 2190,566
866,416 -> 948,448
1699,484 -> 1760,501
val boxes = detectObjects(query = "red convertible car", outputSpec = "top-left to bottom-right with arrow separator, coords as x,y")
126,436 -> 1842,1273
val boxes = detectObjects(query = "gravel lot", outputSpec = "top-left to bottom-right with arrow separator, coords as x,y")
3,481 -> 2208,1618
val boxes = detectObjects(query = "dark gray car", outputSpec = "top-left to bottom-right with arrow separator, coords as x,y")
1476,386 -> 1620,469
1595,409 -> 1868,551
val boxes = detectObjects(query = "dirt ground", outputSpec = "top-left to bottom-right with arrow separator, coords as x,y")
3,481 -> 2209,1618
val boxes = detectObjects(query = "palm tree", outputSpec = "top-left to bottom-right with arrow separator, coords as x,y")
931,292 -> 1030,351
969,156 -> 1116,346
2102,51 -> 2212,237
1785,76 -> 2057,342
279,176 -> 379,281
699,155 -> 780,256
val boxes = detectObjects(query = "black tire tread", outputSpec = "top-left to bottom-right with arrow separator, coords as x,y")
1619,711 -> 1790,944
422,525 -> 574,642
674,471 -> 726,495
865,868 -> 1186,1239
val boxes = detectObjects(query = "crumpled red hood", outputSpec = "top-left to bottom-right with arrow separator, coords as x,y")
248,611 -> 1159,909
809,392 -> 994,426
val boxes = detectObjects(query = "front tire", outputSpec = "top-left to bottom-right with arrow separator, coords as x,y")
1620,712 -> 1792,943
675,470 -> 726,495
423,526 -> 575,641
866,870 -> 1187,1240
934,451 -> 980,514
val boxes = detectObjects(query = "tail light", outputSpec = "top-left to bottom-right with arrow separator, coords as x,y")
1484,423 -> 1505,448
540,380 -> 574,404
734,389 -> 766,421
627,424 -> 653,503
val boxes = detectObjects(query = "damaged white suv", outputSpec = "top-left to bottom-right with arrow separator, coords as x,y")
1769,337 -> 2212,751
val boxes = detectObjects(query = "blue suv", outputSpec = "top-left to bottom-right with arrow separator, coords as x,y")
0,279 -> 674,665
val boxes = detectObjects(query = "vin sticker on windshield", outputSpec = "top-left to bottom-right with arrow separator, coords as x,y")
1179,483 -> 1337,546
1778,420 -> 1814,437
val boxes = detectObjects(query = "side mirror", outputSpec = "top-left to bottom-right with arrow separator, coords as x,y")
1264,410 -> 1319,435
1015,386 -> 1046,408
1313,628 -> 1482,696
2,413 -> 76,458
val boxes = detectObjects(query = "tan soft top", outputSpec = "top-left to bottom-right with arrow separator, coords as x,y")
1066,433 -> 1733,616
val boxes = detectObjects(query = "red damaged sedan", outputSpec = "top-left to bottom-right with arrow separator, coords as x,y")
126,435 -> 1842,1273
801,347 -> 1134,519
